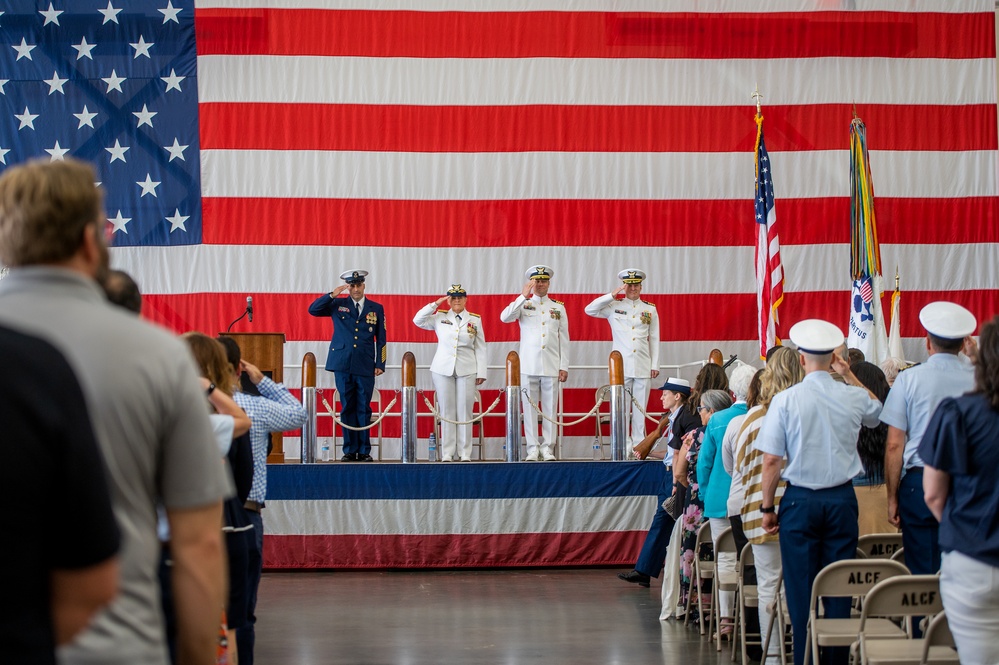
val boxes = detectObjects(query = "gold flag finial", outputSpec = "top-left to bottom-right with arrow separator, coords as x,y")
895,266 -> 899,291
752,84 -> 763,116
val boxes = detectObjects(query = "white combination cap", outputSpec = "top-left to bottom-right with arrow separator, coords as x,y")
788,319 -> 845,355
919,302 -> 976,339
525,265 -> 554,281
339,269 -> 368,284
618,269 -> 646,284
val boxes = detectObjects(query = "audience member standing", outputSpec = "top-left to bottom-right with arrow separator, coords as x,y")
0,324 -> 120,665
308,270 -> 387,462
850,361 -> 894,536
756,320 -> 882,665
881,302 -> 976,575
230,346 -> 308,665
585,269 -> 660,449
920,315 -> 999,665
499,265 -> 570,461
0,159 -> 231,665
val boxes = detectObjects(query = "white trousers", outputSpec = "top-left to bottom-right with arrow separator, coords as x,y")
751,540 -> 784,664
432,371 -> 476,460
940,550 -> 999,665
521,374 -> 557,455
625,376 -> 650,448
710,517 -> 736,619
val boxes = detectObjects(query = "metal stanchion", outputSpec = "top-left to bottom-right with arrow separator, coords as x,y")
300,352 -> 317,464
400,352 -> 417,463
608,351 -> 627,461
505,351 -> 522,462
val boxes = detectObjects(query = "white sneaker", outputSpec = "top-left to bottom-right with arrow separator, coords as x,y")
542,452 -> 557,461
525,452 -> 541,461
460,456 -> 472,462
441,457 -> 452,462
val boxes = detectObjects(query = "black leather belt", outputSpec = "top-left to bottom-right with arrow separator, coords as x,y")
244,500 -> 264,513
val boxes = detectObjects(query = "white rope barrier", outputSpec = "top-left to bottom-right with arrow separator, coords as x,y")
318,388 -> 400,431
419,390 -> 505,425
520,386 -> 610,427
624,386 -> 666,424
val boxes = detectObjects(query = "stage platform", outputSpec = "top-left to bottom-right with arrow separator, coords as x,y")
262,460 -> 664,570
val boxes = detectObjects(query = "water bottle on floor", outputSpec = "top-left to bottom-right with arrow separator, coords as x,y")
592,437 -> 602,460
321,440 -> 329,462
428,432 -> 437,462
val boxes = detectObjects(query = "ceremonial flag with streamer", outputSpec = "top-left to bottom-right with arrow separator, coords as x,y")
888,271 -> 906,362
754,112 -> 783,359
847,116 -> 890,364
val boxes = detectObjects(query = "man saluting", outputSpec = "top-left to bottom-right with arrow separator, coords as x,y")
309,270 -> 387,461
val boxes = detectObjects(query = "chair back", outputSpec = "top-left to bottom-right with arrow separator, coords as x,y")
923,611 -> 956,649
859,575 -> 943,628
890,547 -> 906,566
857,533 -> 904,559
715,527 -> 738,556
809,559 -> 910,615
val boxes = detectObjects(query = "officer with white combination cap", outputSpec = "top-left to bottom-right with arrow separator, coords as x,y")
413,285 -> 487,462
585,269 -> 660,449
500,265 -> 570,461
880,301 -> 977,579
756,319 -> 883,665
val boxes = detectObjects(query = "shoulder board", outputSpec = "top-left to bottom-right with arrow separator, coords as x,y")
551,298 -> 565,305
641,300 -> 656,307
468,312 -> 482,318
436,309 -> 449,314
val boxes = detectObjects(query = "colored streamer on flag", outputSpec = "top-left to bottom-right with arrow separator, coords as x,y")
754,113 -> 783,359
847,116 -> 889,364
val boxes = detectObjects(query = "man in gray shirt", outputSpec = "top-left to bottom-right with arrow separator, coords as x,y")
0,159 -> 232,665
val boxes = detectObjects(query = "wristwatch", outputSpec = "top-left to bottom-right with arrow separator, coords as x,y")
205,382 -> 216,396
760,505 -> 776,514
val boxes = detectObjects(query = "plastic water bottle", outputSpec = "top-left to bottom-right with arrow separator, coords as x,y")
428,432 -> 437,462
320,439 -> 329,462
593,437 -> 602,461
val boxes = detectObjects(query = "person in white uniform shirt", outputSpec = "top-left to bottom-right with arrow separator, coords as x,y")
414,285 -> 487,462
500,265 -> 570,461
585,269 -> 660,448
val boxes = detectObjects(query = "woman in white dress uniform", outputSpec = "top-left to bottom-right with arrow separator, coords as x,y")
413,285 -> 487,461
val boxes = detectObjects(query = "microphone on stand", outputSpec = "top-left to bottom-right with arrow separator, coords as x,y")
226,296 -> 253,332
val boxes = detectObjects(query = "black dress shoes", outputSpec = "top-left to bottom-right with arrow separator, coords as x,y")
617,570 -> 651,587
357,454 -> 374,462
341,453 -> 357,462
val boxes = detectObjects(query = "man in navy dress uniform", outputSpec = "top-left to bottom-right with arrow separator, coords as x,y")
309,270 -> 387,461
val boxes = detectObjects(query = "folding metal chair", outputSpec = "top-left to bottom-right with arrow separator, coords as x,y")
684,521 -> 715,636
713,527 -> 739,652
803,559 -> 911,665
760,572 -> 792,665
857,533 -> 904,560
890,547 -> 906,567
854,575 -> 956,665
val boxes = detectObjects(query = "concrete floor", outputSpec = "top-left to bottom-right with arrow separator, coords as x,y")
254,568 -> 731,665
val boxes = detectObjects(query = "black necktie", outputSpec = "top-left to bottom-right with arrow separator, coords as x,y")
456,314 -> 462,323
355,301 -> 361,317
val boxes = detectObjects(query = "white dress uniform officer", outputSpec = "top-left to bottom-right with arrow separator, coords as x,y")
413,285 -> 487,462
756,319 -> 883,665
500,265 -> 570,461
880,301 -> 976,578
585,269 -> 660,448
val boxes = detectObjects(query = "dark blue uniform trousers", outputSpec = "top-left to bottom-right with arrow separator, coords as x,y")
336,371 -> 375,455
635,465 -> 676,578
898,468 -> 939,575
778,483 -> 858,665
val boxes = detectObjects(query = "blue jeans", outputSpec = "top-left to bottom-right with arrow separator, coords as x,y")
778,483 -> 858,665
236,509 -> 263,665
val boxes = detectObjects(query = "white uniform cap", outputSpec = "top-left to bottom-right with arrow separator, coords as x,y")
525,265 -> 555,281
339,269 -> 368,284
919,301 -> 976,339
618,269 -> 646,284
788,319 -> 845,355
658,377 -> 691,395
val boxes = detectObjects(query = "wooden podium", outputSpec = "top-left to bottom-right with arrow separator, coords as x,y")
221,332 -> 288,463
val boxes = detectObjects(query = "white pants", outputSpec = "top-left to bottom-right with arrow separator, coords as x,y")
625,376 -> 650,448
710,517 -> 736,620
521,374 -> 557,456
432,371 -> 476,461
940,550 -> 999,665
752,540 -> 784,664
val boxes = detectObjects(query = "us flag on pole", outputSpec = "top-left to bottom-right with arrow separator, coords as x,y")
0,0 -> 201,247
754,113 -> 783,359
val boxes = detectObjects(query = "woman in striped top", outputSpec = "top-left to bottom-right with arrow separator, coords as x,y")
735,347 -> 804,665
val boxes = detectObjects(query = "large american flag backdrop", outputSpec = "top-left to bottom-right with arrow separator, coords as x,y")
3,0 -> 999,452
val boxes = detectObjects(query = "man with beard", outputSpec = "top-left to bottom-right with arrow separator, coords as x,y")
0,159 -> 231,665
